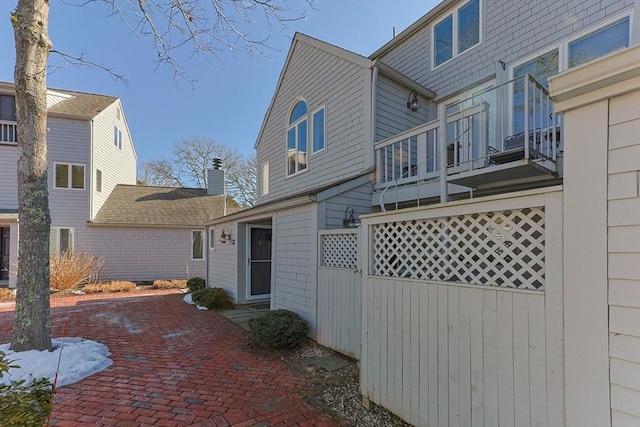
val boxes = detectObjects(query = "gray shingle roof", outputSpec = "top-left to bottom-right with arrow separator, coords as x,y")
92,185 -> 227,227
47,89 -> 118,118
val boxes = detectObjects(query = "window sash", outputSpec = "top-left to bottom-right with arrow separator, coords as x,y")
458,0 -> 480,53
55,163 -> 85,189
568,17 -> 629,68
433,0 -> 480,68
312,108 -> 325,153
192,230 -> 204,260
96,169 -> 102,193
286,119 -> 308,175
434,15 -> 453,67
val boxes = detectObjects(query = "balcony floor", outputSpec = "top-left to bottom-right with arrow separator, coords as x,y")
447,158 -> 557,189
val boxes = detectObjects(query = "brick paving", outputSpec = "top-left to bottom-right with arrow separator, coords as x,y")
0,290 -> 339,426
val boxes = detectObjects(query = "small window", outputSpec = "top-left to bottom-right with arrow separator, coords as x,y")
209,229 -> 215,249
0,95 -> 16,122
312,108 -> 325,153
113,126 -> 122,149
54,163 -> 85,189
96,169 -> 102,193
568,17 -> 629,68
262,162 -> 269,196
286,100 -> 308,176
192,230 -> 204,260
50,227 -> 74,257
433,0 -> 480,68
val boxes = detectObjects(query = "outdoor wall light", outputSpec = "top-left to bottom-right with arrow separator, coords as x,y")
407,91 -> 419,112
220,229 -> 232,244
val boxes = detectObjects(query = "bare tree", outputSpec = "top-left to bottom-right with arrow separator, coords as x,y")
10,0 -> 311,351
141,136 -> 257,206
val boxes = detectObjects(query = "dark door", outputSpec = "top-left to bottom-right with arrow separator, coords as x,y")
0,228 -> 9,281
249,227 -> 272,297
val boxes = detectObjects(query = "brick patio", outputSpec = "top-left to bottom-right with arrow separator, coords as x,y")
0,290 -> 340,426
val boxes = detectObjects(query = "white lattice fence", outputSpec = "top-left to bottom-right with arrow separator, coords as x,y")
321,231 -> 358,269
372,207 -> 545,290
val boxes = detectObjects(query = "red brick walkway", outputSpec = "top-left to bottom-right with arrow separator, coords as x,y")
0,290 -> 338,426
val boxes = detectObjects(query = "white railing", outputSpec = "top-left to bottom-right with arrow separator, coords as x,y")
374,74 -> 560,190
0,121 -> 17,144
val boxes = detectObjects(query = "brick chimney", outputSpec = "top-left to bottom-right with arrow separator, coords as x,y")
207,158 -> 225,196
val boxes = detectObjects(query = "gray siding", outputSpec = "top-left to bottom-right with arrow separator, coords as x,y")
0,145 -> 17,210
92,100 -> 137,219
380,0 -> 634,101
80,226 -> 205,281
273,204 -> 316,326
207,222 -> 240,299
375,75 -> 432,142
47,117 -> 91,227
256,39 -> 372,204
323,182 -> 375,229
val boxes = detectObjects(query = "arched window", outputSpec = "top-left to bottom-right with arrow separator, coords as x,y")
286,100 -> 308,176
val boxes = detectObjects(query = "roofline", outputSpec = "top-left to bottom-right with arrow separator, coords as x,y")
206,195 -> 314,226
369,0 -> 457,59
254,32 -> 372,150
373,60 -> 436,99
87,222 -> 207,229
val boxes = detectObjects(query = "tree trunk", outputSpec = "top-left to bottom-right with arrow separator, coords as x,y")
10,0 -> 53,352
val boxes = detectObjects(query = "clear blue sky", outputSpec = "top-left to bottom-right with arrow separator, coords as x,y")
0,0 -> 439,164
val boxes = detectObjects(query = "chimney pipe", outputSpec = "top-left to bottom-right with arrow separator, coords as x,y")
207,158 -> 225,196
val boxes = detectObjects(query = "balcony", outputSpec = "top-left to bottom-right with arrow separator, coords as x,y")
374,75 -> 560,206
0,121 -> 17,144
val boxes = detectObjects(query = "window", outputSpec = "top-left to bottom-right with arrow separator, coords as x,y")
50,227 -> 73,257
54,163 -> 85,189
209,229 -> 215,249
96,169 -> 102,193
262,162 -> 269,195
113,126 -> 122,149
568,16 -> 630,68
433,0 -> 480,67
312,108 -> 325,153
0,95 -> 16,121
286,100 -> 308,176
192,230 -> 204,260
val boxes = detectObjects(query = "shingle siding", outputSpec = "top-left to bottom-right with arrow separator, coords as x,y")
379,0 -> 634,101
208,223 -> 239,299
80,226 -> 205,281
323,182 -> 374,229
256,40 -> 371,204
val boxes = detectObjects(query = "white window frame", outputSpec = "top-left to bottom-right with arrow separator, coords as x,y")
261,162 -> 269,196
311,106 -> 326,154
96,169 -> 102,193
286,98 -> 309,178
432,0 -> 482,70
191,230 -> 204,260
113,125 -> 122,150
54,162 -> 85,190
51,227 -> 74,257
209,228 -> 215,249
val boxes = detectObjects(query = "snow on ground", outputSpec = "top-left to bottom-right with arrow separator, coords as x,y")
0,338 -> 112,387
183,292 -> 208,310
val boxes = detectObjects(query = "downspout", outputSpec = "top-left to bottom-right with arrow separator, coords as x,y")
370,66 -> 379,171
204,224 -> 209,285
89,119 -> 94,220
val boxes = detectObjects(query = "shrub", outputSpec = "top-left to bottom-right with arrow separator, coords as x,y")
187,277 -> 206,293
248,309 -> 309,349
152,279 -> 187,289
0,288 -> 15,301
83,281 -> 137,294
191,287 -> 234,310
50,252 -> 103,291
0,351 -> 53,426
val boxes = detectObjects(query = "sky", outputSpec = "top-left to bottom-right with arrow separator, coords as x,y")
0,0 -> 440,167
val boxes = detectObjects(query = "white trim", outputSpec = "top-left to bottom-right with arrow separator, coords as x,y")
246,224 -> 272,300
53,162 -> 86,190
310,105 -> 327,155
285,98 -> 310,177
191,229 -> 204,260
431,0 -> 482,70
261,162 -> 270,196
51,226 -> 74,257
209,228 -> 215,249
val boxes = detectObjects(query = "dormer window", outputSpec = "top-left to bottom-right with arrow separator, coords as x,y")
286,100 -> 308,176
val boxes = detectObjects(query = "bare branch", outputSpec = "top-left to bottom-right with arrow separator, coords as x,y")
48,49 -> 130,88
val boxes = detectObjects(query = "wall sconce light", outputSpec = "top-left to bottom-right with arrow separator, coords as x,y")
220,229 -> 234,244
343,207 -> 359,228
406,91 -> 419,112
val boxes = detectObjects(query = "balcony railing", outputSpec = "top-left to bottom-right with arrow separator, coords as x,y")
375,74 -> 560,198
0,121 -> 17,144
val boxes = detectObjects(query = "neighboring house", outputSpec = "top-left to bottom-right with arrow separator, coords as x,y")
207,0 -> 639,426
0,81 -> 137,287
85,173 -> 227,281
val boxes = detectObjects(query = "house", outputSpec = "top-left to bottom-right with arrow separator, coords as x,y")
207,0 -> 639,425
0,82 -> 137,288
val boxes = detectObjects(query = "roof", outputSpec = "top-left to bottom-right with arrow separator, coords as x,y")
92,185 -> 227,227
47,88 -> 118,119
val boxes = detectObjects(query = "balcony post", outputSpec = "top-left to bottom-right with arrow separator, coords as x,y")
438,102 -> 448,203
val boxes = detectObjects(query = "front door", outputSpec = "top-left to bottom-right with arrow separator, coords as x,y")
0,228 -> 9,281
248,226 -> 272,299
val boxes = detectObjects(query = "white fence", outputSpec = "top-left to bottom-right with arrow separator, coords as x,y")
360,188 -> 564,426
317,229 -> 361,358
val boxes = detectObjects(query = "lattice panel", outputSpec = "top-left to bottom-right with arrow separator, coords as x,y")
372,208 -> 545,290
322,233 -> 357,269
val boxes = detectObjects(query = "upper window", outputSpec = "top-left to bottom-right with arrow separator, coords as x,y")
113,126 -> 122,150
287,100 -> 308,176
568,16 -> 630,68
55,163 -> 85,189
261,162 -> 269,195
0,95 -> 16,122
96,169 -> 102,193
192,230 -> 204,260
433,0 -> 480,68
312,108 -> 325,153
